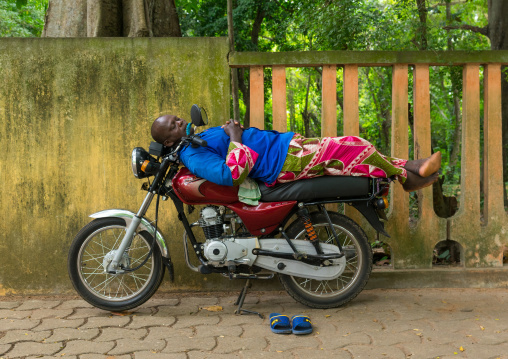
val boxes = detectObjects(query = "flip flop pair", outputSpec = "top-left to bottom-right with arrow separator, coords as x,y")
269,313 -> 313,335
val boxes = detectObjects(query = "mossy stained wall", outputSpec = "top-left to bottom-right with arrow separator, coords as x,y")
0,38 -> 230,294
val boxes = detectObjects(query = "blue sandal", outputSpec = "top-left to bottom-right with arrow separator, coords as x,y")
269,313 -> 292,334
291,315 -> 313,335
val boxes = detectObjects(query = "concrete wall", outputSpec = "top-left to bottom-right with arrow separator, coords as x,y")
0,38 -> 231,294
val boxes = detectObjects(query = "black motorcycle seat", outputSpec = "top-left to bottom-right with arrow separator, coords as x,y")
258,176 -> 371,202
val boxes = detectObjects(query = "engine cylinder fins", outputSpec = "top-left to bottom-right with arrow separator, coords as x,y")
199,205 -> 224,240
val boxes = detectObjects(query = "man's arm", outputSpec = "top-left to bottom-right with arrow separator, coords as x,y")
180,121 -> 258,186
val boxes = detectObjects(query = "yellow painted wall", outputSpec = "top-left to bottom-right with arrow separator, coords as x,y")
0,38 -> 237,294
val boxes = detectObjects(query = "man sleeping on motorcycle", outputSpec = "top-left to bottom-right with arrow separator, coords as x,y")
150,114 -> 441,192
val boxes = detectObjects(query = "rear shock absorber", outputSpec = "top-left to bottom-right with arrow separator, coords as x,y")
297,205 -> 324,254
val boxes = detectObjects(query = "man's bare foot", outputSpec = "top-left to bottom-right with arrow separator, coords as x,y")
402,171 -> 439,192
403,152 -> 442,178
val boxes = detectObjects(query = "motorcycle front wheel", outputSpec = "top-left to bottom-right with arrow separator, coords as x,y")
278,211 -> 372,309
68,218 -> 165,311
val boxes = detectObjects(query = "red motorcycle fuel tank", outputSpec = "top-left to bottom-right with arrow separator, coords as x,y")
172,168 -> 296,236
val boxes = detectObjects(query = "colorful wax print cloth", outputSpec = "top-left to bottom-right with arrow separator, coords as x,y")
275,135 -> 408,184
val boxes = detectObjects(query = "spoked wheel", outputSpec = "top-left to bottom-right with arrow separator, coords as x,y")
68,218 -> 165,311
278,211 -> 372,309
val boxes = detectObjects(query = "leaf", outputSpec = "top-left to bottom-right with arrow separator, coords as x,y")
110,311 -> 134,316
15,0 -> 27,9
459,346 -> 465,352
438,250 -> 450,259
201,305 -> 223,312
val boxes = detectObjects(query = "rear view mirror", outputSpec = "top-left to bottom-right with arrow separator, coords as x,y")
190,104 -> 208,127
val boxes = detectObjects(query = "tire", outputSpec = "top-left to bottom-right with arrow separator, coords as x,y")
278,211 -> 372,309
68,218 -> 165,311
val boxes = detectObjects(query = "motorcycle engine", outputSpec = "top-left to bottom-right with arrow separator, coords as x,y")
199,206 -> 227,262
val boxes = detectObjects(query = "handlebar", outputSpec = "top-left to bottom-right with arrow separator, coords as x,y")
190,137 -> 207,147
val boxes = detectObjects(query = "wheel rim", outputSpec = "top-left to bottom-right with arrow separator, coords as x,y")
77,225 -> 155,301
289,223 -> 363,298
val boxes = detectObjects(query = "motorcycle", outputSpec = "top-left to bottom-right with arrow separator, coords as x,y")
68,105 -> 391,315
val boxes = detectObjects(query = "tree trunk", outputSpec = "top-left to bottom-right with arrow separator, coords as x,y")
416,0 -> 428,49
227,0 -> 240,122
43,0 -> 181,37
487,0 -> 508,207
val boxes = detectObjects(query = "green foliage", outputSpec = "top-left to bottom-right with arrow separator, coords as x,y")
0,0 -> 47,37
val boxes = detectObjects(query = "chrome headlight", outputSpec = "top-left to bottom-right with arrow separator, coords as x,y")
131,147 -> 159,179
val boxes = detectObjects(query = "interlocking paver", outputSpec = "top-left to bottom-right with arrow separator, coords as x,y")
109,338 -> 166,355
45,327 -> 100,342
80,355 -> 130,359
0,309 -> 31,319
16,300 -> 61,311
127,314 -> 176,328
0,318 -> 39,331
95,327 -> 147,342
144,326 -> 193,341
214,336 -> 268,353
194,324 -> 242,338
172,314 -> 220,329
0,344 -> 12,356
0,302 -> 20,310
55,299 -> 94,310
66,307 -> 110,319
80,315 -> 131,329
27,308 -> 74,320
33,318 -> 85,331
61,340 -> 115,355
135,351 -> 186,359
0,329 -> 50,344
267,334 -> 319,352
346,344 -> 406,358
5,341 -> 62,357
188,351 -> 243,359
162,337 -> 216,353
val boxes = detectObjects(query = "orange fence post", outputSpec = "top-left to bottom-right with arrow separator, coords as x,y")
272,66 -> 287,132
321,65 -> 337,137
250,66 -> 264,129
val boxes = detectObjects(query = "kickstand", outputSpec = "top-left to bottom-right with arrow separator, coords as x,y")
234,279 -> 263,319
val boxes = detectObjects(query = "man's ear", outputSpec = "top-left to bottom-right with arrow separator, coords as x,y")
164,139 -> 174,147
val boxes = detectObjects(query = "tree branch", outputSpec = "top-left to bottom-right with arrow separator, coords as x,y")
443,24 -> 488,36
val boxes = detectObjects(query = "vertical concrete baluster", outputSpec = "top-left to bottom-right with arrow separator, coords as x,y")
482,64 -> 506,265
386,64 -> 410,268
250,65 -> 264,129
321,65 -> 337,137
412,64 -> 446,268
272,66 -> 287,132
450,64 -> 481,267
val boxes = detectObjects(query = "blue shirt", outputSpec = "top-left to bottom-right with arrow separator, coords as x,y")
179,127 -> 295,186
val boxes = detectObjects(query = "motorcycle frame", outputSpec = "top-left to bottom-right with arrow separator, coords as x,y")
106,138 -> 389,273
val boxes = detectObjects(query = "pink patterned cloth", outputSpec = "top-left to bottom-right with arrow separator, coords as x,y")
226,141 -> 259,186
275,135 -> 407,184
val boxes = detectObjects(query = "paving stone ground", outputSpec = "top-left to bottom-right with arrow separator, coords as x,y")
0,288 -> 507,358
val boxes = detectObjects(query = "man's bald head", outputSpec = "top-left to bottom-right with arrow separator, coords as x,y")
150,115 -> 188,147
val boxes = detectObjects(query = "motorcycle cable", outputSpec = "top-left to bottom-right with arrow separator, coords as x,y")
120,185 -> 162,272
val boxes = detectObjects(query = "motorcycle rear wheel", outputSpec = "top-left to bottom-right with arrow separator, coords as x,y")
68,218 -> 165,311
278,211 -> 372,309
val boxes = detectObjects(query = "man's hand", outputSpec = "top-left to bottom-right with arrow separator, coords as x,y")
222,119 -> 244,143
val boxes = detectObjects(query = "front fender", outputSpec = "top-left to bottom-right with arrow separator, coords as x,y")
90,209 -> 170,258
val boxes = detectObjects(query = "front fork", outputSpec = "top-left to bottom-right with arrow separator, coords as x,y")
106,192 -> 155,273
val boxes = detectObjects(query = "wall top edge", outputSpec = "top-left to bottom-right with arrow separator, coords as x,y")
229,50 -> 508,67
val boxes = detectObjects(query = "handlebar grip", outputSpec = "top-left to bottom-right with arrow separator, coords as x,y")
192,137 -> 207,147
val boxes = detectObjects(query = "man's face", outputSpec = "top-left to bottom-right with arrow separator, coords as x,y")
160,115 -> 187,147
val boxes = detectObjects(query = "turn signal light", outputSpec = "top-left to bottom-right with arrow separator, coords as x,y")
141,160 -> 150,172
375,197 -> 389,209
